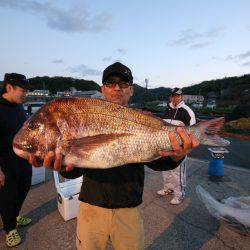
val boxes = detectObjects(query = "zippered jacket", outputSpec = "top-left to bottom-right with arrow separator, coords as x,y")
0,97 -> 28,153
61,156 -> 183,208
164,101 -> 196,126
0,96 -> 31,174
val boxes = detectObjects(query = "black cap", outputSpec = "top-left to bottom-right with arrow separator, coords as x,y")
3,73 -> 34,90
171,87 -> 182,95
102,62 -> 133,84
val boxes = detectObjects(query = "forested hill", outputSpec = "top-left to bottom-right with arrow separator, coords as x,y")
0,74 -> 249,105
183,74 -> 250,100
28,76 -> 101,93
132,74 -> 250,105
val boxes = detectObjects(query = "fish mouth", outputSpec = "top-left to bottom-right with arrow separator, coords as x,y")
13,142 -> 35,152
13,142 -> 23,150
13,145 -> 30,161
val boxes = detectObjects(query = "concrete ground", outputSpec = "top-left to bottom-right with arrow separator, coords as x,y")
0,158 -> 250,249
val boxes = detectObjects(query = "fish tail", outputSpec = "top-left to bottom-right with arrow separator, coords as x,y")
191,117 -> 230,146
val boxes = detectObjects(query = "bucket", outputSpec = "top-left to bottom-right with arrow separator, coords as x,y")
209,157 -> 224,177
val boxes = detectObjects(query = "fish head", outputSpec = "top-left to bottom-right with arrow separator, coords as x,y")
13,107 -> 61,161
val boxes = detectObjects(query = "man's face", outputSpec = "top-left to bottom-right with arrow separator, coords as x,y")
170,94 -> 182,107
101,76 -> 133,106
7,84 -> 27,104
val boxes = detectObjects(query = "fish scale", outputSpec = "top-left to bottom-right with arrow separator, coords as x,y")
13,98 -> 229,169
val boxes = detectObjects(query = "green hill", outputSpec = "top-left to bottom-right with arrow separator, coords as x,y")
29,76 -> 101,93
1,74 -> 249,107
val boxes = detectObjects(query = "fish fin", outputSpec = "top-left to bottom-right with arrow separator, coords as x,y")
62,133 -> 132,152
195,117 -> 230,146
133,108 -> 166,124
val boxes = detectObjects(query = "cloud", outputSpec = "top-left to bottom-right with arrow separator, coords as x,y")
69,64 -> 102,77
167,27 -> 225,48
227,50 -> 250,61
102,48 -> 127,62
52,59 -> 64,64
117,48 -> 126,55
0,0 -> 111,33
242,61 -> 250,66
212,56 -> 220,60
102,57 -> 112,62
168,29 -> 201,46
190,41 -> 211,49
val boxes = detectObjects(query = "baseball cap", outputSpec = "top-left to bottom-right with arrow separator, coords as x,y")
171,87 -> 182,95
3,73 -> 34,90
102,62 -> 133,84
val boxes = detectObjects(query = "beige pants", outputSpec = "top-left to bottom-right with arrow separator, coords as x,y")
76,202 -> 144,250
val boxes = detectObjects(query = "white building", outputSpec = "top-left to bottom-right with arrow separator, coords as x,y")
72,90 -> 103,99
56,91 -> 71,97
157,102 -> 168,107
183,95 -> 204,109
56,90 -> 103,99
183,95 -> 204,103
206,99 -> 216,109
27,89 -> 50,96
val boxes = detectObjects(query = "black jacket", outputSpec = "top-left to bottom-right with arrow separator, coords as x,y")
0,97 -> 31,172
164,101 -> 196,126
61,156 -> 182,208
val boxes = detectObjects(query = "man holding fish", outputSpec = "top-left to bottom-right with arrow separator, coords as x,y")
22,62 -> 226,249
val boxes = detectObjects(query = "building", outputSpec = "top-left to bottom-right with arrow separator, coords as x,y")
157,102 -> 168,107
183,95 -> 204,103
56,90 -> 103,99
72,90 -> 103,99
183,95 -> 204,109
56,91 -> 71,97
206,99 -> 216,109
27,89 -> 50,96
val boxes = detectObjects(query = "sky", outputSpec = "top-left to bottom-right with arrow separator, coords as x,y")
0,0 -> 249,89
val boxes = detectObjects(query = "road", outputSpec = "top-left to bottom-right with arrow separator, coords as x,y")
189,137 -> 250,169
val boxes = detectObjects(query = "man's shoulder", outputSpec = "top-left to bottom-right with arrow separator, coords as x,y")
181,103 -> 195,114
179,103 -> 196,125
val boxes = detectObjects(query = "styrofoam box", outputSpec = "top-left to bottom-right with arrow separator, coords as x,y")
53,171 -> 83,221
31,166 -> 45,185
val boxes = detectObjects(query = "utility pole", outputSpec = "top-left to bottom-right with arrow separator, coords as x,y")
145,78 -> 148,95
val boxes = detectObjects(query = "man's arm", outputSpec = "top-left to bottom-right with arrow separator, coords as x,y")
159,127 -> 198,161
148,127 -> 198,171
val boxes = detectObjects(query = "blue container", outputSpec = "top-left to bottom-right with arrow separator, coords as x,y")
209,157 -> 224,177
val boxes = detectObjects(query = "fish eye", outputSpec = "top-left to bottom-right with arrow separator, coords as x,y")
28,121 -> 37,130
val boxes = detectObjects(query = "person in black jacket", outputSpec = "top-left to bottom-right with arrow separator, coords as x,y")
157,88 -> 196,205
0,73 -> 33,247
30,62 -> 199,250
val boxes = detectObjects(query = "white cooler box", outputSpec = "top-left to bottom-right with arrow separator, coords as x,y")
31,166 -> 45,185
53,171 -> 83,221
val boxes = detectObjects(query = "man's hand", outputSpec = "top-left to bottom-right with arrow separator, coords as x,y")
0,169 -> 5,188
29,152 -> 74,172
158,127 -> 199,162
